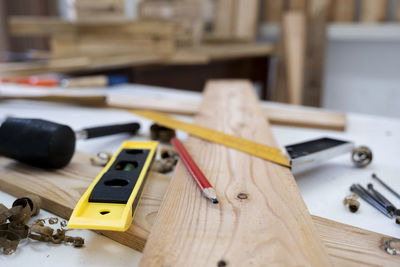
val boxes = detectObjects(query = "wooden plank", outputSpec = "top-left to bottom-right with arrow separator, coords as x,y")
0,43 -> 273,76
213,0 -> 235,37
140,80 -> 332,266
304,0 -> 329,107
0,152 -> 169,252
262,0 -> 285,22
314,216 -> 400,266
330,0 -> 356,22
397,0 -> 400,21
282,11 -> 306,105
0,151 -> 399,265
233,0 -> 259,41
288,0 -> 308,12
9,16 -> 176,38
360,0 -> 388,23
261,104 -> 347,131
107,90 -> 347,131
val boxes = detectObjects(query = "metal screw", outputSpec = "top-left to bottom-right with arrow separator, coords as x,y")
372,173 -> 400,200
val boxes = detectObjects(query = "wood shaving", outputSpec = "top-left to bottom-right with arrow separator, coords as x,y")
48,217 -> 58,224
0,195 -> 84,255
150,123 -> 176,143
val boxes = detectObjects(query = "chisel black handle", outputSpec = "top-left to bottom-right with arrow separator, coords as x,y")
0,118 -> 76,169
82,122 -> 140,139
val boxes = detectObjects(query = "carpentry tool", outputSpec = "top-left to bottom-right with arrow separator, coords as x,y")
367,183 -> 397,214
0,118 -> 140,169
68,141 -> 158,231
350,184 -> 394,219
1,75 -> 128,88
372,173 -> 400,200
132,110 -> 291,167
171,137 -> 218,204
61,75 -> 128,88
1,76 -> 58,87
285,137 -> 372,173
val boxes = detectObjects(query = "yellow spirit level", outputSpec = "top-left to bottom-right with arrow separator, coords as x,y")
68,141 -> 158,231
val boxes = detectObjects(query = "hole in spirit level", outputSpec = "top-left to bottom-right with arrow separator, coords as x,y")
99,210 -> 110,215
104,178 -> 129,187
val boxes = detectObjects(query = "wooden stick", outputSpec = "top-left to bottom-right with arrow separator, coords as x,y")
213,0 -> 235,37
140,80 -> 332,266
262,0 -> 284,22
288,0 -> 308,12
360,0 -> 388,23
282,11 -> 306,105
107,95 -> 347,131
397,0 -> 400,21
233,0 -> 259,41
304,0 -> 329,106
1,94 -> 106,106
0,151 -> 399,265
330,0 -> 356,22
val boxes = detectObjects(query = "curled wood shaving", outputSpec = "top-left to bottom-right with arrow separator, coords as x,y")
30,223 -> 54,236
0,231 -> 20,255
383,238 -> 400,255
48,217 -> 58,225
150,123 -> 176,143
151,158 -> 177,174
64,236 -> 84,248
0,194 -> 85,255
60,220 -> 68,228
90,152 -> 113,167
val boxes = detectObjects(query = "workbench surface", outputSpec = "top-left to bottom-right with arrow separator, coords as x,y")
1,84 -> 399,266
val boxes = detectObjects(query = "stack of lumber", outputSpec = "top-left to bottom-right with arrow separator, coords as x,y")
138,0 -> 205,45
66,0 -> 126,21
9,16 -> 179,58
211,0 -> 259,41
262,0 -> 397,23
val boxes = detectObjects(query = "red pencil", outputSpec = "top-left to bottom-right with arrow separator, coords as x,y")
171,137 -> 219,204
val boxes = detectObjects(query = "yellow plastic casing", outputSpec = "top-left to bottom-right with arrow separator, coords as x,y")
68,141 -> 158,231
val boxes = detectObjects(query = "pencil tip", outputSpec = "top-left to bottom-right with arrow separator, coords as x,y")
212,199 -> 219,204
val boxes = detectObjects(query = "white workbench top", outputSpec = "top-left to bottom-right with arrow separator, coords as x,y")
1,83 -> 399,266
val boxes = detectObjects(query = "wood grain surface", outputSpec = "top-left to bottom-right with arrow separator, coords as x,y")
262,0 -> 284,22
0,152 -> 168,251
360,0 -> 388,22
329,0 -> 356,22
108,94 -> 347,131
304,0 -> 329,106
282,11 -> 306,105
139,80 -> 332,266
233,0 -> 259,41
314,216 -> 400,266
0,151 -> 398,265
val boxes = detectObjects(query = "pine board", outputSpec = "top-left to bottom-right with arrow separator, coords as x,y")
0,152 -> 168,251
0,152 -> 398,265
233,0 -> 259,41
107,95 -> 347,131
139,80 -> 332,266
262,0 -> 284,22
282,11 -> 306,105
360,0 -> 388,22
330,0 -> 356,22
